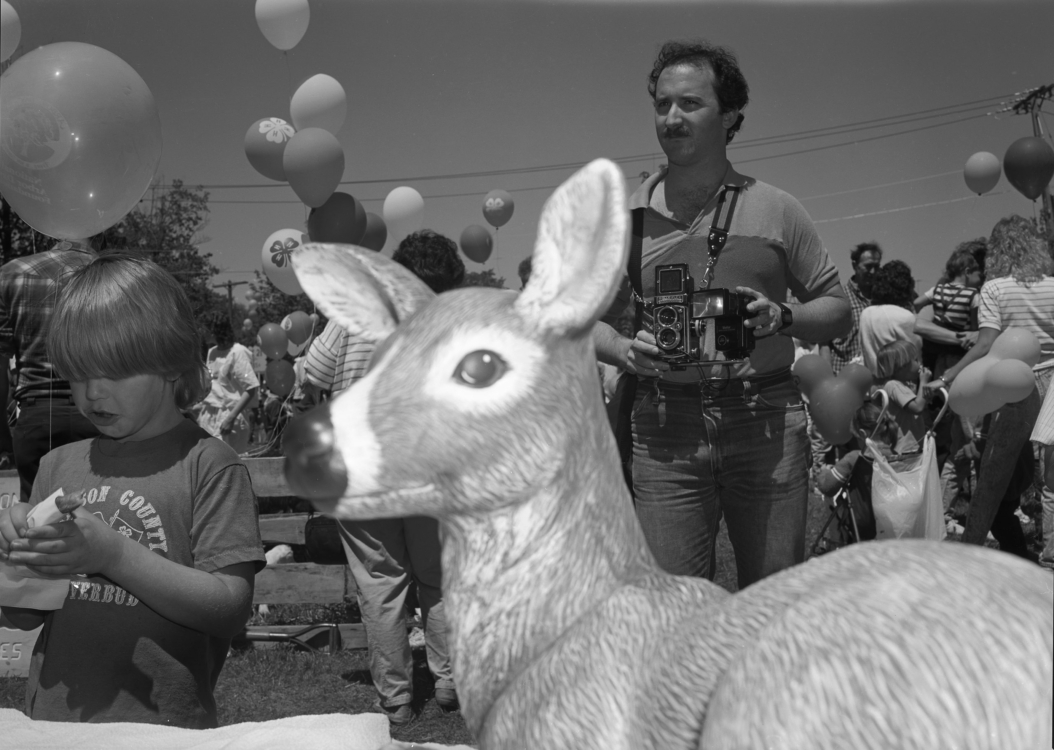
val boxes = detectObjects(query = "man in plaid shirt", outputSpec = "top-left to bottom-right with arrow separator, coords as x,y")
0,239 -> 100,501
824,242 -> 881,374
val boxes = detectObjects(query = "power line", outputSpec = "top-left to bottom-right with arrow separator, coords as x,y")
813,190 -> 1008,225
158,92 -> 1017,192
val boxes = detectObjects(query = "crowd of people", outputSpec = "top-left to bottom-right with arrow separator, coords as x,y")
0,35 -> 1050,733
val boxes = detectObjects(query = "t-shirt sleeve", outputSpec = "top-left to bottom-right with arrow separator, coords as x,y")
883,379 -> 917,408
977,280 -> 1002,331
230,347 -> 261,392
190,461 -> 265,573
782,195 -> 846,304
304,321 -> 341,390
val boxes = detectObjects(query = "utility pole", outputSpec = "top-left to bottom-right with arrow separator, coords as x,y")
213,279 -> 249,328
1002,84 -> 1054,234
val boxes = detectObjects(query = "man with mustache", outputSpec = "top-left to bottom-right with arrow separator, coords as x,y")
596,40 -> 851,588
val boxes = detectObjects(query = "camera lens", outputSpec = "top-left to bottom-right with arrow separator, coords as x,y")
656,327 -> 681,350
655,306 -> 678,326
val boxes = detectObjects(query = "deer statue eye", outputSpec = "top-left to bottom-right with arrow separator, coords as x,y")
453,350 -> 507,388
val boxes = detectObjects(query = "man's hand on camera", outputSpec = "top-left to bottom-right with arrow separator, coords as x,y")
736,286 -> 781,338
622,330 -> 670,378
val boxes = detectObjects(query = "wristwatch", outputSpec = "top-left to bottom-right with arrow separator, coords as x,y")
776,302 -> 793,332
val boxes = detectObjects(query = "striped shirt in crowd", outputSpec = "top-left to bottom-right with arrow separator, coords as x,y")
922,282 -> 978,332
978,275 -> 1054,358
303,319 -> 375,395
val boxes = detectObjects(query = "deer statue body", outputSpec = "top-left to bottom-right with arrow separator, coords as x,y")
284,159 -> 1053,749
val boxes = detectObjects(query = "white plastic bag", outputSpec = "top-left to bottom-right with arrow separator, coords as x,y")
866,434 -> 946,541
0,489 -> 76,610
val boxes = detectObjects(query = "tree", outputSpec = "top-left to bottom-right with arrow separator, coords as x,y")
245,273 -> 323,343
461,269 -> 506,289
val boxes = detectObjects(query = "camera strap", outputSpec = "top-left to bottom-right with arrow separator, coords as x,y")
629,184 -> 742,307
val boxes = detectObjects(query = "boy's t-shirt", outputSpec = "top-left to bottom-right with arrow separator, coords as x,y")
881,379 -> 928,455
24,418 -> 265,728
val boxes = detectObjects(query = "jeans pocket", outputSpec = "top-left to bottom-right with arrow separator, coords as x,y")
754,386 -> 806,412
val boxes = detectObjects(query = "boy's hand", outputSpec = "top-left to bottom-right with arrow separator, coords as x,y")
5,508 -> 122,577
0,503 -> 31,558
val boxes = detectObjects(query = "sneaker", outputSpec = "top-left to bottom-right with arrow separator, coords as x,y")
381,703 -> 413,726
434,687 -> 459,711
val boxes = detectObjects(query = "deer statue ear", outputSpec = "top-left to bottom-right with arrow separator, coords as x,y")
291,243 -> 435,343
514,159 -> 629,337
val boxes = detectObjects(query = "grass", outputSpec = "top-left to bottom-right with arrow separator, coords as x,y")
2,483 -> 1045,747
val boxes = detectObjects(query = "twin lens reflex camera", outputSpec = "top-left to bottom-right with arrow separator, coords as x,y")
651,263 -> 756,370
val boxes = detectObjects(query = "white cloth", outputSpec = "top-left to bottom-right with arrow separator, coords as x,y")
858,305 -> 919,375
0,708 -> 391,750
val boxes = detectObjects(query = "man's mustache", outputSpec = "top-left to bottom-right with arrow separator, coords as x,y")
662,126 -> 690,139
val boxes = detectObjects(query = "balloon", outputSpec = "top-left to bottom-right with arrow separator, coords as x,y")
483,189 -> 514,229
0,0 -> 20,63
290,74 -> 346,135
307,191 -> 367,244
255,0 -> 310,51
963,151 -> 1001,196
985,359 -> 1036,405
283,127 -> 345,208
791,354 -> 833,399
261,228 -> 307,295
360,212 -> 388,251
948,356 -> 1002,417
383,186 -> 424,239
244,117 -> 295,181
265,359 -> 297,397
1003,136 -> 1054,201
242,318 -> 254,331
839,362 -> 874,398
257,323 -> 289,360
281,310 -> 314,345
988,327 -> 1041,366
287,338 -> 309,358
459,225 -> 493,264
0,42 -> 162,240
808,378 -> 863,446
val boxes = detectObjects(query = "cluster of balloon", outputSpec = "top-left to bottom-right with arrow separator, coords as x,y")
963,152 -> 1001,195
261,228 -> 307,295
483,189 -> 514,230
0,42 -> 162,241
307,192 -> 367,244
1,0 -> 20,63
948,328 -> 1040,417
383,186 -> 425,241
281,310 -> 315,357
1003,137 -> 1054,202
792,356 -> 873,445
258,322 -> 294,396
460,225 -> 493,264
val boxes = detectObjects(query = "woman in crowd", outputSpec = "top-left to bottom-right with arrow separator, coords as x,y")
196,318 -> 260,454
928,215 -> 1054,560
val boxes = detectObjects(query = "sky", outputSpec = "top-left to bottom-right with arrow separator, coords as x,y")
3,0 -> 1053,304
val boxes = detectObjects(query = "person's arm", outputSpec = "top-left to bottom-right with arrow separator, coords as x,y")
220,387 -> 259,435
913,294 -> 932,313
902,371 -> 931,414
927,327 -> 999,392
0,363 -> 13,461
913,316 -> 960,346
736,288 -> 852,343
592,321 -> 669,378
4,509 -> 255,638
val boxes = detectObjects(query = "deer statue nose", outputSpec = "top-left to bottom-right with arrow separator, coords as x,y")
282,404 -> 348,502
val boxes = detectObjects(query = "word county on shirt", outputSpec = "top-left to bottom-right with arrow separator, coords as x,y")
74,485 -> 171,554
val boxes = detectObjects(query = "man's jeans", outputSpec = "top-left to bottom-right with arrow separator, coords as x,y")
338,517 -> 455,708
630,371 -> 809,590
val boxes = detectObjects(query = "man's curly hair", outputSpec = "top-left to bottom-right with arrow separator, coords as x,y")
392,230 -> 465,294
647,40 -> 749,144
869,259 -> 916,309
985,215 -> 1053,285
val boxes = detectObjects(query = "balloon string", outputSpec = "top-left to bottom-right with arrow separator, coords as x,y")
282,51 -> 294,110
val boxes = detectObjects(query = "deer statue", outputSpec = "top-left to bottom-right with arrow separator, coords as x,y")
283,159 -> 1053,749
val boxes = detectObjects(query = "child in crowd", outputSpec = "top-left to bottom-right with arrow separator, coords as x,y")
0,254 -> 265,728
874,339 -> 932,456
914,248 -> 982,375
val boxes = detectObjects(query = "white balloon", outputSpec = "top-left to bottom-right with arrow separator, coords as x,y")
0,0 -> 20,63
261,228 -> 306,295
383,186 -> 425,240
290,74 -> 347,135
255,0 -> 310,51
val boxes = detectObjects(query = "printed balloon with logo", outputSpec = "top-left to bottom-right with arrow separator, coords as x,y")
482,189 -> 514,229
245,117 -> 295,181
0,42 -> 162,240
282,310 -> 315,356
261,228 -> 307,295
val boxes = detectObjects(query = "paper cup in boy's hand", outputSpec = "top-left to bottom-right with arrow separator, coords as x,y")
0,489 -> 84,610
